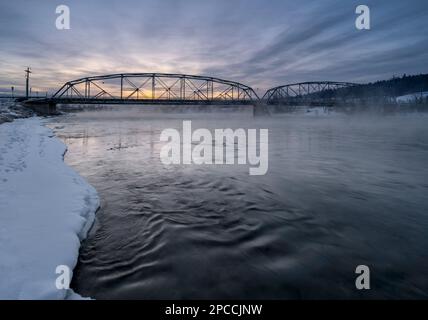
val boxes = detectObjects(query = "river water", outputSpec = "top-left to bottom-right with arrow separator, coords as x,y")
47,107 -> 428,299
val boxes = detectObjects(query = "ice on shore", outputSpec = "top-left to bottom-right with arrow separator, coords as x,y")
396,91 -> 428,103
0,117 -> 99,299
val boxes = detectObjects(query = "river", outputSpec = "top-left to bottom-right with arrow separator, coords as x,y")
47,106 -> 428,299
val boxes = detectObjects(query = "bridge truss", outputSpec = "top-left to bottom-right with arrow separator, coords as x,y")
263,81 -> 358,105
51,73 -> 259,104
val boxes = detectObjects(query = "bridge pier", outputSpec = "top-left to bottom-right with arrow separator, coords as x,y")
23,100 -> 57,115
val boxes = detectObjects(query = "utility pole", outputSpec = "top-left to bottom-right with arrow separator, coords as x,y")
25,67 -> 32,99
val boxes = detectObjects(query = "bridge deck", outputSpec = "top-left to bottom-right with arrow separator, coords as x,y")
27,98 -> 256,106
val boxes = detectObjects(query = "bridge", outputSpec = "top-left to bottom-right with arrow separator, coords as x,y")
48,73 -> 259,105
263,81 -> 358,105
21,76 -> 361,115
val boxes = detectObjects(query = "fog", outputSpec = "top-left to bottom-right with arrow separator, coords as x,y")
48,108 -> 428,299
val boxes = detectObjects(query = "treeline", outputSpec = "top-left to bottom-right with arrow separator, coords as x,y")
320,74 -> 428,100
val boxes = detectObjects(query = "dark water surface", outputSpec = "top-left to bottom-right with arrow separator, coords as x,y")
48,108 -> 428,299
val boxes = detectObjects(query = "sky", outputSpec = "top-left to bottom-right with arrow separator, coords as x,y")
0,0 -> 427,96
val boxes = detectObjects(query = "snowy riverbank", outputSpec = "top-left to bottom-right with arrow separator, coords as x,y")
0,117 -> 99,299
0,99 -> 33,124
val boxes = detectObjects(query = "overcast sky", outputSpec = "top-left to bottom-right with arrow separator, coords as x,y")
1,0 -> 427,95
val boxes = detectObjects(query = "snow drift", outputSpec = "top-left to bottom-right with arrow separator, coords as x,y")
0,117 -> 99,299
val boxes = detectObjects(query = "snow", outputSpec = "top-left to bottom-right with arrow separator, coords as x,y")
0,99 -> 33,124
0,117 -> 99,299
396,91 -> 428,103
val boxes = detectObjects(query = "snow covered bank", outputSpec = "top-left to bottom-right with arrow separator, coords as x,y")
0,117 -> 99,299
396,91 -> 428,103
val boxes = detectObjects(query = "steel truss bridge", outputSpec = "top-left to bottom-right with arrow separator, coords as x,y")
50,73 -> 259,105
263,81 -> 358,105
23,76 -> 361,112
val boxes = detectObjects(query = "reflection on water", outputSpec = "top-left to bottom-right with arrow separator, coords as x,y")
48,107 -> 428,299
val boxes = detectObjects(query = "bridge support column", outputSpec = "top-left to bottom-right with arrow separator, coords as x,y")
23,100 -> 57,115
120,75 -> 123,99
152,75 -> 155,99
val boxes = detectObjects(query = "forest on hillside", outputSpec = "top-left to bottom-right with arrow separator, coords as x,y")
323,74 -> 428,101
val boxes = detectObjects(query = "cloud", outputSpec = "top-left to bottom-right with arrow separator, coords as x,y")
0,0 -> 427,95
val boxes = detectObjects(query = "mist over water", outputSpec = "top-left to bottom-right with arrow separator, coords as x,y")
48,107 -> 428,299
